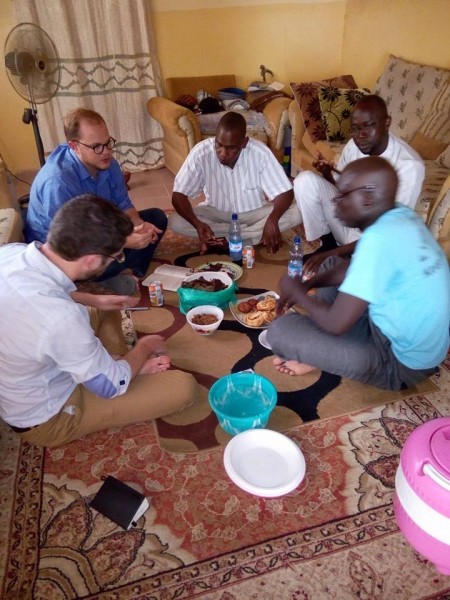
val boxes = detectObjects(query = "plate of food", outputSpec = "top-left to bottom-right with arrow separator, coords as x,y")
229,291 -> 278,329
196,261 -> 243,281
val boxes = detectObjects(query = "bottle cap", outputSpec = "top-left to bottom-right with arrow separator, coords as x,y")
232,213 -> 238,220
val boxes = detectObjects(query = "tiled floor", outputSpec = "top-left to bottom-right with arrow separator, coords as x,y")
128,167 -> 175,213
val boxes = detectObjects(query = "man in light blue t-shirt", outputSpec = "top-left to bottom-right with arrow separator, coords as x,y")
267,156 -> 450,390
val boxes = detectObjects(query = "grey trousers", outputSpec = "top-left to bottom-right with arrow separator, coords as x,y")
267,261 -> 437,390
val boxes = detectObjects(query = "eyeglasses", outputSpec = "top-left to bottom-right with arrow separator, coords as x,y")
350,121 -> 379,136
101,250 -> 126,264
75,137 -> 116,154
332,184 -> 375,205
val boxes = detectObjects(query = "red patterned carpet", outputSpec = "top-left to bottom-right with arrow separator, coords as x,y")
1,354 -> 450,599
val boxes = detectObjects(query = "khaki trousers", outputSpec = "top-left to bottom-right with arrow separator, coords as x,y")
19,308 -> 198,447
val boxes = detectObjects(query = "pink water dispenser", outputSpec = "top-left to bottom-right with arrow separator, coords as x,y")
394,417 -> 450,574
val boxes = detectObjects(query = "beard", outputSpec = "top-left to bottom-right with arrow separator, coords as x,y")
79,263 -> 109,281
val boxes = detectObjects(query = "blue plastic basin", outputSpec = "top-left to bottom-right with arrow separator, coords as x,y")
208,373 -> 277,435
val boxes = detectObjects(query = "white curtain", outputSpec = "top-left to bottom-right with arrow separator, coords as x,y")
12,0 -> 164,171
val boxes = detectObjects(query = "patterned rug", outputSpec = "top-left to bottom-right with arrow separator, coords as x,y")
1,354 -> 450,599
130,229 -> 437,453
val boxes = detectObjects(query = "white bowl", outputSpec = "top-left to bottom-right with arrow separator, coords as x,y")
181,270 -> 233,291
186,305 -> 224,336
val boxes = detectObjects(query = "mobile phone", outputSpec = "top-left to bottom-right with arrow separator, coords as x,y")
206,237 -> 228,247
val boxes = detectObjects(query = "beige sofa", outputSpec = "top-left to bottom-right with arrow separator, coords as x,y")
147,74 -> 291,175
0,159 -> 23,245
288,56 -> 450,258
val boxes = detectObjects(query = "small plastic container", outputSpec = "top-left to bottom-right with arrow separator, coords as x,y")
394,417 -> 450,574
208,372 -> 277,436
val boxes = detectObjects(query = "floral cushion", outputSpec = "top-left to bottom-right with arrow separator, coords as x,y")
318,87 -> 371,143
375,55 -> 449,143
290,75 -> 357,143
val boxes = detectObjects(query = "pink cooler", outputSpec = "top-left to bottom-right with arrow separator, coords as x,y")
394,417 -> 450,574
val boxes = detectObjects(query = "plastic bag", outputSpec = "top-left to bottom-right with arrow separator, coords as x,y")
177,282 -> 237,314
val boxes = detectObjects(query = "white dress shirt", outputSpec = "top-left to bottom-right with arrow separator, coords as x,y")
0,242 -> 131,428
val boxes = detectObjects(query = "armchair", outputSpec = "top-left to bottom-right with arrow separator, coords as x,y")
0,160 -> 23,245
147,75 -> 291,175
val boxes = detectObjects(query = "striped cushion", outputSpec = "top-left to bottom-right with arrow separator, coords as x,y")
410,79 -> 450,159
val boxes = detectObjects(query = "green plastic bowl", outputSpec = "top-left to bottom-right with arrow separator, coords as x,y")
209,373 -> 277,436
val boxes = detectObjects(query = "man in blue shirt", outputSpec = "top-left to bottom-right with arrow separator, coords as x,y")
267,156 -> 450,390
26,108 -> 167,288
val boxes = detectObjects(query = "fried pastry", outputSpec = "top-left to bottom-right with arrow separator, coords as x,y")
256,297 -> 277,311
244,311 -> 267,327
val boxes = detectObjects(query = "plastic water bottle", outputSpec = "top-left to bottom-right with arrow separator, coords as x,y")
288,235 -> 303,278
229,213 -> 242,263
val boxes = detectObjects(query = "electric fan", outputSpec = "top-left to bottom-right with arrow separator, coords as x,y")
4,22 -> 61,167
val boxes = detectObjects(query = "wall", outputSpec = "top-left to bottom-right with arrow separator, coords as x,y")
0,0 -> 449,175
150,1 -> 346,93
342,0 -> 450,89
151,0 -> 449,88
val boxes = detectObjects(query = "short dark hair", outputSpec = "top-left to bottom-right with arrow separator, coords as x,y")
217,111 -> 247,138
47,194 -> 133,260
354,94 -> 389,118
63,108 -> 105,141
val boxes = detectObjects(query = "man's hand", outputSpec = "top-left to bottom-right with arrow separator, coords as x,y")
196,221 -> 218,255
137,334 -> 167,357
303,241 -> 356,278
125,222 -> 162,249
261,216 -> 283,254
312,152 -> 336,183
303,250 -> 333,278
92,293 -> 140,311
276,273 -> 309,314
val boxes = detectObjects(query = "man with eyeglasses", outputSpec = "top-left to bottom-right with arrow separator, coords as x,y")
293,95 -> 425,274
26,108 -> 167,293
267,156 -> 449,391
0,195 -> 198,447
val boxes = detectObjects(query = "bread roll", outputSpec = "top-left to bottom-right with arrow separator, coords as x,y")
256,297 -> 276,311
244,311 -> 266,327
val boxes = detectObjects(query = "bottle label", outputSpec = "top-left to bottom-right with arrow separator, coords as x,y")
288,262 -> 302,279
229,241 -> 242,259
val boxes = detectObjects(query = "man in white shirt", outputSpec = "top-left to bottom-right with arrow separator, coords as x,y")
170,111 -> 301,254
294,95 -> 425,273
0,195 -> 198,448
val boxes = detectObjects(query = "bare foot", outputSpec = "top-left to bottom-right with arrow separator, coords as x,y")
140,354 -> 171,375
273,356 -> 317,376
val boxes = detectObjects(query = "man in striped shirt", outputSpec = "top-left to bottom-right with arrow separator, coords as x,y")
169,112 -> 301,254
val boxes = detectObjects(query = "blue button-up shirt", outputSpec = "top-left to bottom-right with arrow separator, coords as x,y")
27,144 -> 133,242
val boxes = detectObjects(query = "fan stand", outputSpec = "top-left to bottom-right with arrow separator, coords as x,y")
22,102 -> 45,168
18,101 -> 45,216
